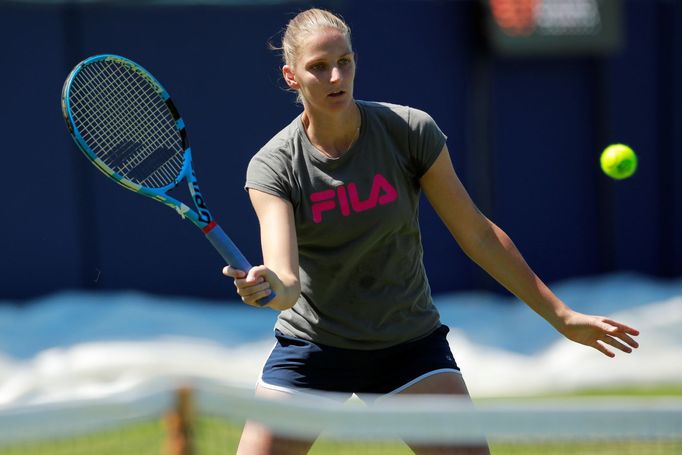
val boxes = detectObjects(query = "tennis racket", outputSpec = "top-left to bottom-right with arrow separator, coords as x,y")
61,54 -> 274,305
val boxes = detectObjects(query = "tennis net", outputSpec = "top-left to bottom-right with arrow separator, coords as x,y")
0,379 -> 680,454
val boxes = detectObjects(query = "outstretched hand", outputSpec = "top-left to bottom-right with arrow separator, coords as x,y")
559,311 -> 640,357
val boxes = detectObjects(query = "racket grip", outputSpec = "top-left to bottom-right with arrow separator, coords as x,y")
204,222 -> 275,306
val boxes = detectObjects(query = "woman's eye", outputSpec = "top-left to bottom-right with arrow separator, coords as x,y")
310,63 -> 327,71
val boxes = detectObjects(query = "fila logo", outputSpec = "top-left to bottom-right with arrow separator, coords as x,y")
310,173 -> 398,224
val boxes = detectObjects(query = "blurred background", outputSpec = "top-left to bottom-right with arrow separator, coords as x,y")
0,1 -> 681,452
1,0 -> 680,300
1,0 -> 681,410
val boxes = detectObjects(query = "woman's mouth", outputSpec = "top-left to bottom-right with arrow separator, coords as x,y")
328,91 -> 345,97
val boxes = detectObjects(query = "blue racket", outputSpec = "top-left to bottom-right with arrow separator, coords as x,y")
61,54 -> 274,305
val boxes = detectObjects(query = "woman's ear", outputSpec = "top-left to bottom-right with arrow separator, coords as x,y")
282,65 -> 299,90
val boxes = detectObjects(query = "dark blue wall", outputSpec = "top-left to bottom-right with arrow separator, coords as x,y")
1,0 -> 680,301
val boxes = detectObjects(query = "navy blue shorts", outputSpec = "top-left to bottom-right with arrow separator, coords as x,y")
259,324 -> 460,398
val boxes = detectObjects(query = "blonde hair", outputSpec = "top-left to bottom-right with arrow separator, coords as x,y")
275,8 -> 352,68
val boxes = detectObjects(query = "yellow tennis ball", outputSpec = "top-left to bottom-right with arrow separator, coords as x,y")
600,144 -> 637,180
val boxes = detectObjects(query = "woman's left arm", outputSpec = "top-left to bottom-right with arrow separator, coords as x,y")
420,145 -> 639,357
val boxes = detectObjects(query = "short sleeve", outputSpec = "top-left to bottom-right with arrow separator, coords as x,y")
245,149 -> 293,202
407,107 -> 447,178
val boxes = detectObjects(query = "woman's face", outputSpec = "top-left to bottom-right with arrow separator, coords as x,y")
284,28 -> 356,114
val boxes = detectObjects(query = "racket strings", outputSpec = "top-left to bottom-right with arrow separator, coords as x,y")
73,65 -> 161,161
75,62 -> 181,178
69,60 -> 185,188
78,63 -> 183,186
98,66 -> 180,183
74,73 -> 181,186
76,67 -> 156,163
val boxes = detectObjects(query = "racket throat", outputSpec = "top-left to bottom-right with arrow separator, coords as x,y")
187,171 -> 213,225
202,220 -> 219,234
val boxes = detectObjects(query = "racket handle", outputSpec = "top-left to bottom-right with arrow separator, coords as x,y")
204,222 -> 275,306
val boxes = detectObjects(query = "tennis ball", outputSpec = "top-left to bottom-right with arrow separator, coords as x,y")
600,144 -> 637,180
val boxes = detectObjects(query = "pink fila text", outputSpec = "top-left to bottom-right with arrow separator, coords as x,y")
310,173 -> 398,223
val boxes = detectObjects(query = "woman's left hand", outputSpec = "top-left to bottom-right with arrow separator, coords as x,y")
558,310 -> 640,357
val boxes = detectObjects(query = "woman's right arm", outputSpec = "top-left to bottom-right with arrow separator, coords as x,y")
223,189 -> 300,311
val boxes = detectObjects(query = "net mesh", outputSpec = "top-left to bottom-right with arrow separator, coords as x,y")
67,58 -> 185,189
0,381 -> 680,454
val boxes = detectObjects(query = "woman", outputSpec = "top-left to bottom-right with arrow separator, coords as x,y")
224,8 -> 639,455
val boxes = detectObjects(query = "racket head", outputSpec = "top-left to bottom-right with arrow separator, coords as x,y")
60,54 -> 267,299
61,54 -> 191,197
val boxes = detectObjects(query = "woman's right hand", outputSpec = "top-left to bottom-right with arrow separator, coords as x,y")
223,264 -> 279,308
232,189 -> 301,311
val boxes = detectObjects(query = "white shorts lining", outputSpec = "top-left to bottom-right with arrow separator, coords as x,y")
257,379 -> 352,402
378,368 -> 462,400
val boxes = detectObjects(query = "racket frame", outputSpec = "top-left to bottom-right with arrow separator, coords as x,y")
61,54 -> 273,305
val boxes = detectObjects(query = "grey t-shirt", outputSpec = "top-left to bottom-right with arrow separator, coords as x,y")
245,100 -> 447,349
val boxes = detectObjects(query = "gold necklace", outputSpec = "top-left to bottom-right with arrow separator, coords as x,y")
307,121 -> 360,159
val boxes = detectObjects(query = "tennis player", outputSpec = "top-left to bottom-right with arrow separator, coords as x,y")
224,8 -> 640,454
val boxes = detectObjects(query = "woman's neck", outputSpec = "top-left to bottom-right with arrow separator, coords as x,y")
301,103 -> 361,159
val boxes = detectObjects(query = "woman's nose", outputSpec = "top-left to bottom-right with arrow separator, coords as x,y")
330,66 -> 341,83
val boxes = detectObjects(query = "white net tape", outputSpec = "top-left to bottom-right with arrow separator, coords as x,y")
1,379 -> 679,448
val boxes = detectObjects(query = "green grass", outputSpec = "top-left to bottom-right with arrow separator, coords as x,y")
489,441 -> 682,455
0,420 -> 164,455
548,384 -> 682,397
473,384 -> 682,402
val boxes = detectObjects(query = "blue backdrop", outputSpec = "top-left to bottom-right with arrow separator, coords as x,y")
1,0 -> 680,301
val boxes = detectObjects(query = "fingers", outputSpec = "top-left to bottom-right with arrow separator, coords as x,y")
223,265 -> 273,307
600,319 -> 640,349
612,331 -> 639,349
592,341 -> 615,358
600,335 -> 632,354
222,265 -> 246,279
603,318 -> 640,336
593,318 -> 640,357
235,277 -> 273,306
